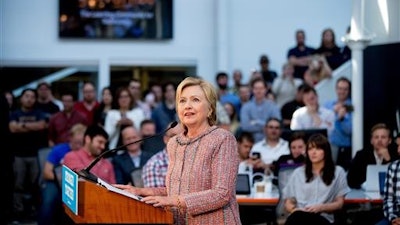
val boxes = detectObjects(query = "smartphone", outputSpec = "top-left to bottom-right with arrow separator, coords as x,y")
251,152 -> 261,160
344,104 -> 354,112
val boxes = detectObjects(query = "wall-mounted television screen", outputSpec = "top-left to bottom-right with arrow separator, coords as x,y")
59,0 -> 173,39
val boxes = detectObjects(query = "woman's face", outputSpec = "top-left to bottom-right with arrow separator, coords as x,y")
307,144 -> 325,164
177,85 -> 210,128
290,139 -> 306,158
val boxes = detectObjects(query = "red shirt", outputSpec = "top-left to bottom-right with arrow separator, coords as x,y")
63,148 -> 116,184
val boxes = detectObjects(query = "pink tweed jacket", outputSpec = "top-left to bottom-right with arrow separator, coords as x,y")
151,126 -> 241,225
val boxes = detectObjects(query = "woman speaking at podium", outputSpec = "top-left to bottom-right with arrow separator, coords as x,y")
114,77 -> 242,224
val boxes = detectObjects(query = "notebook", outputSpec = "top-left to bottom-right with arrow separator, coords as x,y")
364,164 -> 388,192
236,173 -> 251,195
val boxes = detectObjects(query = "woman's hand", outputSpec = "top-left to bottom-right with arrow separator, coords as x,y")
303,204 -> 324,213
141,196 -> 176,208
112,184 -> 151,196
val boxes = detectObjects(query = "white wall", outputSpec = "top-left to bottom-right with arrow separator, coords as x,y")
1,0 -> 397,87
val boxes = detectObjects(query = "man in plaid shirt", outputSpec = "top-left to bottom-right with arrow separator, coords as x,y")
378,137 -> 400,225
141,123 -> 182,187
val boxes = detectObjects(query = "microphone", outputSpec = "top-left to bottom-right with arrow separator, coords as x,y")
76,121 -> 178,183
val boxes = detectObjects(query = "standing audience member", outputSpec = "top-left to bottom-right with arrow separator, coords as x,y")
290,85 -> 334,138
9,88 -> 48,221
114,77 -> 241,224
128,79 -> 152,119
4,90 -> 17,112
47,90 -> 89,147
63,125 -> 116,183
315,28 -> 344,70
0,93 -> 13,224
240,77 -> 281,142
144,83 -> 163,110
104,86 -> 146,149
142,123 -> 183,188
347,123 -> 397,189
93,86 -> 114,128
287,29 -> 316,79
74,81 -> 100,125
282,133 -> 350,225
324,77 -> 353,170
250,118 -> 289,175
237,131 -> 255,174
238,84 -> 252,114
112,125 -> 152,186
151,82 -> 178,133
375,156 -> 400,225
271,62 -> 303,109
280,83 -> 308,130
35,82 -> 61,120
37,123 -> 86,225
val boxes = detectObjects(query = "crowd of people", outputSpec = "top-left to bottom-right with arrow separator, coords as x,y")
0,27 -> 399,225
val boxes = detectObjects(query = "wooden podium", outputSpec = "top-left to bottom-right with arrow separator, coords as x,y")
64,180 -> 173,224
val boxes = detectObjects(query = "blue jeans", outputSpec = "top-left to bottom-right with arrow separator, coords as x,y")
375,218 -> 390,225
37,181 -> 62,225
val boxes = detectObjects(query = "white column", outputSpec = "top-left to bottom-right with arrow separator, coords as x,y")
346,40 -> 370,156
98,58 -> 110,99
344,0 -> 374,157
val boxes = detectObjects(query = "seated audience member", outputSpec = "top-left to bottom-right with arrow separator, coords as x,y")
63,125 -> 116,184
272,131 -> 306,179
38,123 -> 86,225
249,118 -> 289,175
140,119 -> 165,157
259,54 -> 278,87
236,131 -> 255,174
142,123 -> 182,188
282,134 -> 350,225
280,83 -> 309,130
323,77 -> 352,170
112,125 -> 152,186
303,54 -> 332,86
271,62 -> 303,109
375,158 -> 400,225
240,78 -> 281,142
223,102 -> 240,135
290,85 -> 334,138
347,123 -> 398,189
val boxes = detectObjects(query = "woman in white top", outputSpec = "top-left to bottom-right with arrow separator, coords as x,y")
105,86 -> 146,149
282,133 -> 350,225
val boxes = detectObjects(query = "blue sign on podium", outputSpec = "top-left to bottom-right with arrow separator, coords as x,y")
61,165 -> 79,215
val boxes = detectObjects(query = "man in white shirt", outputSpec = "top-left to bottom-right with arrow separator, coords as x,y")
250,118 -> 289,175
290,85 -> 334,138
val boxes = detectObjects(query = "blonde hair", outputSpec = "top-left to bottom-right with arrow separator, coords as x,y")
175,77 -> 217,130
70,123 -> 87,136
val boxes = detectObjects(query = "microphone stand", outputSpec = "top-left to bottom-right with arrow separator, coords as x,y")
76,121 -> 178,183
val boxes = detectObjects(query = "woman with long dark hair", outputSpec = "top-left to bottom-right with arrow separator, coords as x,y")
282,133 -> 350,225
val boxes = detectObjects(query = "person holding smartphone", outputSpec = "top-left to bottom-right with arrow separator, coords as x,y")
249,118 -> 290,176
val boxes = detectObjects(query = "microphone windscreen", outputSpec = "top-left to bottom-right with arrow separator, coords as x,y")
170,121 -> 178,128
